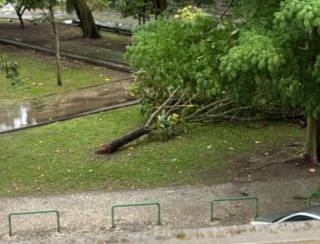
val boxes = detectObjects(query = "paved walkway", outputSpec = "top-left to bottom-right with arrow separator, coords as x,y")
0,78 -> 138,134
1,177 -> 320,242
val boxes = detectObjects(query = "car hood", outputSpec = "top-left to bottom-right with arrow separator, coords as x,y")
254,210 -> 298,223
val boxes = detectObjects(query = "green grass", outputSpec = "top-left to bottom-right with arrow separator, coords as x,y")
0,47 -> 126,100
0,106 -> 304,197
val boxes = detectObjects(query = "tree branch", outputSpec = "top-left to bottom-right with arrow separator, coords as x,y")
144,86 -> 181,127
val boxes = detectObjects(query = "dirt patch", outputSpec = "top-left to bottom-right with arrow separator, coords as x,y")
0,21 -> 131,64
232,142 -> 320,183
194,135 -> 320,189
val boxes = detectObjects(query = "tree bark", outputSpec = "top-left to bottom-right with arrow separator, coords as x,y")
49,5 -> 63,86
68,0 -> 101,39
153,0 -> 168,18
317,121 -> 320,160
14,5 -> 26,28
304,117 -> 319,165
16,11 -> 24,28
96,86 -> 180,154
96,127 -> 151,154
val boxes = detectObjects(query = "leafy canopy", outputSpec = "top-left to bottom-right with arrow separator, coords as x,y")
127,6 -> 232,98
220,0 -> 320,118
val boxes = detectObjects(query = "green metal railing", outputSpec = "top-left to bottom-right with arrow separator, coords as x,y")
307,192 -> 320,207
8,210 -> 60,236
210,196 -> 259,222
111,201 -> 161,228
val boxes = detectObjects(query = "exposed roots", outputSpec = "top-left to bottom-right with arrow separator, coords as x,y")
281,151 -> 320,166
281,153 -> 306,164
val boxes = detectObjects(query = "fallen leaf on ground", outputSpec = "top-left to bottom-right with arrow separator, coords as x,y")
309,168 -> 316,173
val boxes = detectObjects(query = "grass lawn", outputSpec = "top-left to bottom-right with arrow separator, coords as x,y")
0,45 -> 128,101
0,106 -> 304,197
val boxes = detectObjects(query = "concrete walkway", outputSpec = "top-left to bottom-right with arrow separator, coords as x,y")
0,78 -> 137,134
1,177 -> 320,242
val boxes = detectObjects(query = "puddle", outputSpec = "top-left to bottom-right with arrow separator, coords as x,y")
0,80 -> 136,134
0,103 -> 37,132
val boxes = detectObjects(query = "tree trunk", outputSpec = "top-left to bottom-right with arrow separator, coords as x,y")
49,6 -> 63,86
69,0 -> 101,39
16,12 -> 24,28
14,5 -> 26,28
153,0 -> 168,17
317,121 -> 320,160
304,117 -> 319,165
96,127 -> 152,154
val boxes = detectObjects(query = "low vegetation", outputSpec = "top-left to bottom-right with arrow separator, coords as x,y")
0,106 -> 303,197
0,46 -> 125,100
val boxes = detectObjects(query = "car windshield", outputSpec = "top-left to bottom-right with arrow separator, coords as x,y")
282,215 -> 315,222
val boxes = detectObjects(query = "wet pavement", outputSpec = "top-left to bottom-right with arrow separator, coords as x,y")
0,102 -> 36,133
0,79 -> 137,134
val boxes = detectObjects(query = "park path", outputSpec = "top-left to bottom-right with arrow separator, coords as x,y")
1,177 -> 320,242
0,78 -> 138,134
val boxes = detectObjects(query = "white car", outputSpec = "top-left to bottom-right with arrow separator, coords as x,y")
251,206 -> 320,225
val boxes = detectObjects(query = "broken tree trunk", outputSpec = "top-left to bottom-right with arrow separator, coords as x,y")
96,127 -> 152,154
96,87 -> 181,154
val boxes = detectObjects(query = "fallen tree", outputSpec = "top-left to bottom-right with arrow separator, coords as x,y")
98,3 -> 303,154
96,86 -> 300,154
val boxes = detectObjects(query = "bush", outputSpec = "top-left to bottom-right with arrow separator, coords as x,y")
126,6 -> 232,111
0,56 -> 21,86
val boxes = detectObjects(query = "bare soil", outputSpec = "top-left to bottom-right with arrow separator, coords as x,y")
0,21 -> 131,64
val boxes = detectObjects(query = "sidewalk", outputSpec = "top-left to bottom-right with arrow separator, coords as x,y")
1,177 -> 320,242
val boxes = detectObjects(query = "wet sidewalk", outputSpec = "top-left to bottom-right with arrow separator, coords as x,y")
0,79 -> 138,134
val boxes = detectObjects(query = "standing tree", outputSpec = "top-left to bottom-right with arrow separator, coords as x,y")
48,2 -> 62,86
220,0 -> 320,165
110,0 -> 168,24
66,0 -> 101,39
5,0 -> 38,28
35,0 -> 63,86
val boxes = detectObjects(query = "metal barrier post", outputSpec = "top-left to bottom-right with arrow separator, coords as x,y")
111,201 -> 161,228
8,210 -> 60,236
210,196 -> 259,222
307,192 -> 320,207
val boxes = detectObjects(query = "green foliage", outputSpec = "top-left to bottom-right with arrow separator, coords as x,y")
219,0 -> 320,118
0,56 -> 21,86
235,0 -> 281,22
110,0 -> 168,23
274,0 -> 320,30
127,6 -> 231,99
4,0 -> 40,27
220,30 -> 290,106
0,105 -> 303,197
4,0 -> 38,8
